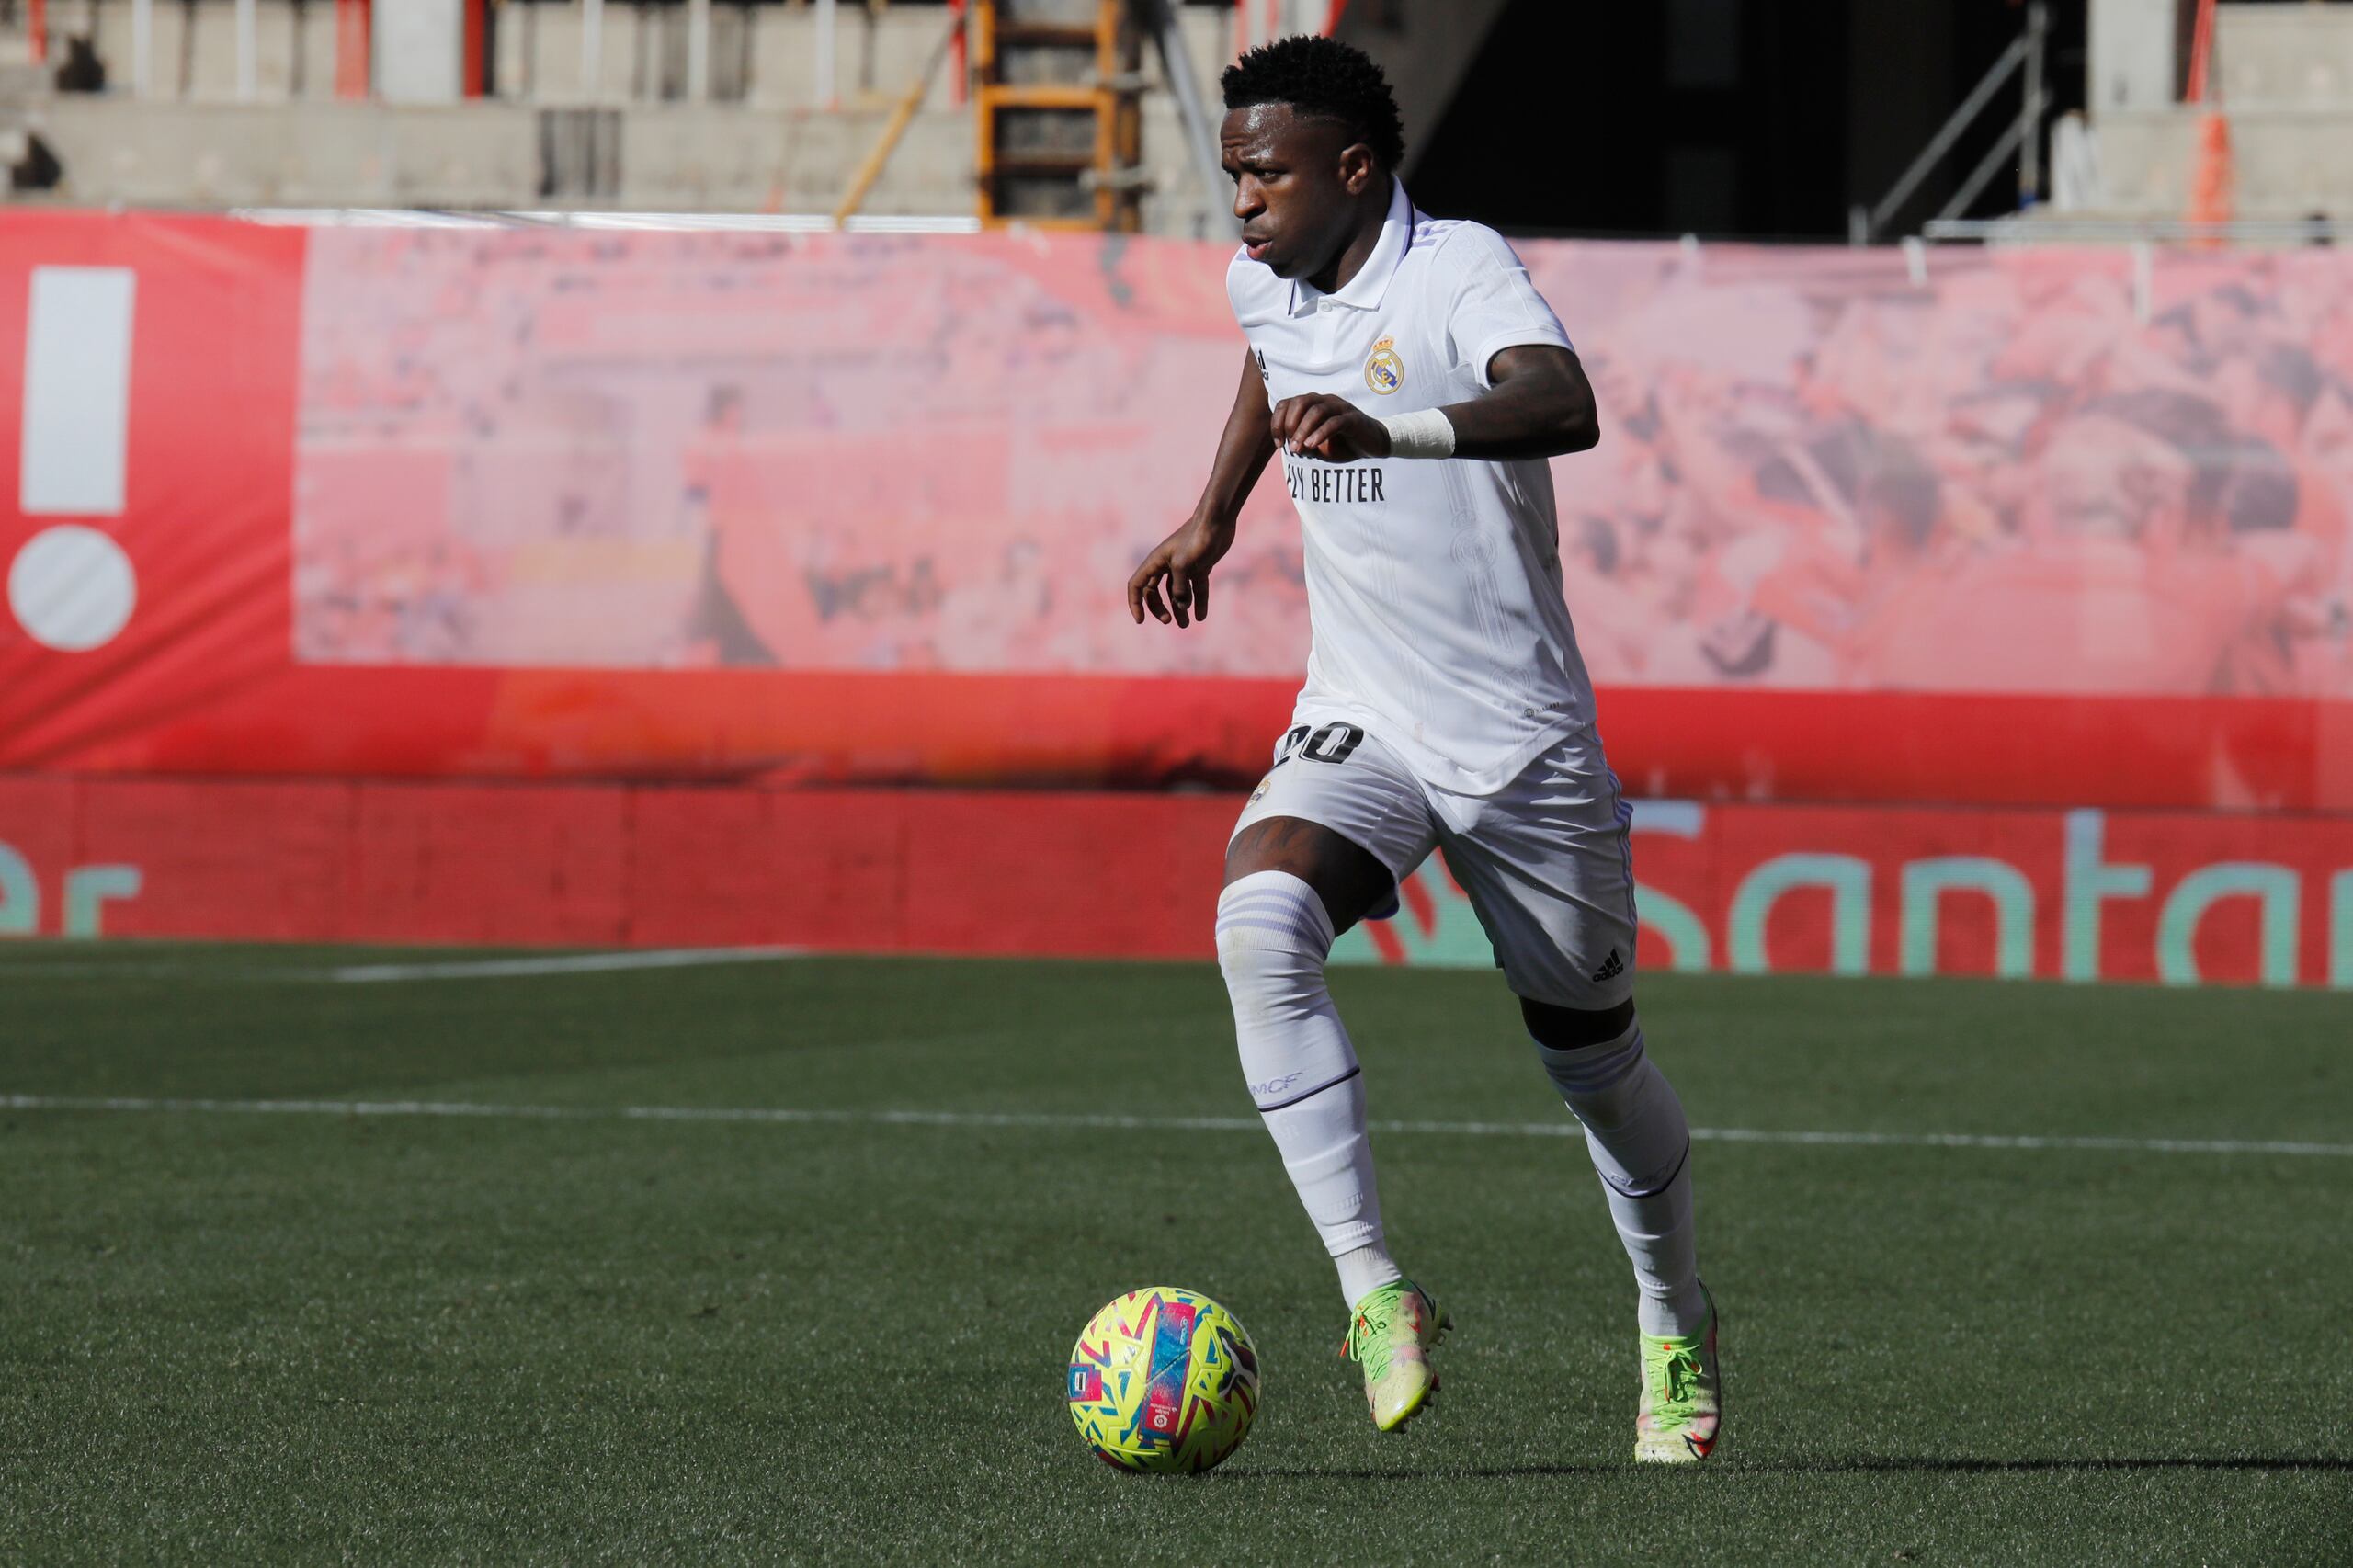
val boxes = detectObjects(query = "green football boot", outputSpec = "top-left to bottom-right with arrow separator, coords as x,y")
1633,1285 -> 1722,1463
1340,1278 -> 1449,1432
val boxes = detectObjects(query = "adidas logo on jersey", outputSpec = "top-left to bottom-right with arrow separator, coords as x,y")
1590,949 -> 1625,983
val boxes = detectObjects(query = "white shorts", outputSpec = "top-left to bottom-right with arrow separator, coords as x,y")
1229,717 -> 1639,1010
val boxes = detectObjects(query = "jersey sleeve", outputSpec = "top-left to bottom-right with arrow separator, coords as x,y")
1439,224 -> 1575,390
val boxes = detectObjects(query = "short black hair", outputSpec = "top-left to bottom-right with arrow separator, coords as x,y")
1222,35 -> 1405,173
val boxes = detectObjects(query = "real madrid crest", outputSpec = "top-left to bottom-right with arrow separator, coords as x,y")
1364,335 -> 1404,395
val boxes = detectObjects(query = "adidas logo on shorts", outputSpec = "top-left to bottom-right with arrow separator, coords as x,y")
1590,948 -> 1625,983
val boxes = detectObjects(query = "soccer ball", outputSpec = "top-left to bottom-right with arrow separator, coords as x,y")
1066,1287 -> 1260,1474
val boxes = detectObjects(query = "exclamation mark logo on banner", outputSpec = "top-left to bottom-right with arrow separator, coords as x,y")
9,266 -> 138,652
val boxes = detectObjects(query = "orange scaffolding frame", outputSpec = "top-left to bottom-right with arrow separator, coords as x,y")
972,0 -> 1143,232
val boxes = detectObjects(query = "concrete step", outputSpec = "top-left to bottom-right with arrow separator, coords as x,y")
8,97 -> 980,213
2215,106 -> 2353,218
2,3 -> 1238,233
2091,104 -> 2353,218
2214,4 -> 2353,109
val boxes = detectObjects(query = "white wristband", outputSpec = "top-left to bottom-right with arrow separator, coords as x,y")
1380,408 -> 1456,460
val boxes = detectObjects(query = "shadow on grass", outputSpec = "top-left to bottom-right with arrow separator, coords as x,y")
1218,1455 -> 2353,1481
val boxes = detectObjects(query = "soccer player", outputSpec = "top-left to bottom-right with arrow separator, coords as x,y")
1126,36 -> 1720,1462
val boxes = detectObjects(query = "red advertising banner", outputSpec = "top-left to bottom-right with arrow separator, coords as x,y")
0,214 -> 304,777
1,780 -> 2347,989
3,214 -> 2353,810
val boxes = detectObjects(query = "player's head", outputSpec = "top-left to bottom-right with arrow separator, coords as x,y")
1219,36 -> 1404,281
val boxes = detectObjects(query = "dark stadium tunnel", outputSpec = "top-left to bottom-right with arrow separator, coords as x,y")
1406,0 -> 2089,241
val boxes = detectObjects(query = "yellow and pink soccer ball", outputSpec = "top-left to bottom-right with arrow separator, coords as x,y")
1066,1287 -> 1260,1473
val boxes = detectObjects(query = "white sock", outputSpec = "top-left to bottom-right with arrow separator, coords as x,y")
1336,1244 -> 1403,1309
1217,870 -> 1400,1308
1537,1018 -> 1707,1338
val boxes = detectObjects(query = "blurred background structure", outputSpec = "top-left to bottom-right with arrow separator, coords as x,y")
0,0 -> 2339,237
2,0 -> 2351,988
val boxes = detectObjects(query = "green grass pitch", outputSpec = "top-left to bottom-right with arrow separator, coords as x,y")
3,945 -> 2348,1564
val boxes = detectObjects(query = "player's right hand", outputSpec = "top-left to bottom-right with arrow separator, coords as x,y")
1128,514 -> 1236,629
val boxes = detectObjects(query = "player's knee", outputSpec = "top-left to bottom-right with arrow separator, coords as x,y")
1527,998 -> 1645,1115
1521,995 -> 1636,1052
1215,870 -> 1336,996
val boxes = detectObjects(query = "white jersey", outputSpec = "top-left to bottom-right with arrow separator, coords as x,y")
1226,177 -> 1595,795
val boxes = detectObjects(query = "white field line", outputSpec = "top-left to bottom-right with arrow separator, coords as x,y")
0,949 -> 804,983
324,949 -> 803,983
1,1095 -> 2347,1159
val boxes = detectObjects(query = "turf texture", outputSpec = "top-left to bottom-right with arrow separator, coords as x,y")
2,945 -> 2348,1564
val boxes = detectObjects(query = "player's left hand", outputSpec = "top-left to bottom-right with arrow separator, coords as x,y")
1270,393 -> 1392,463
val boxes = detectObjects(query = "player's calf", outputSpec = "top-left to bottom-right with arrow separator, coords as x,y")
1215,869 -> 1401,1310
1530,1008 -> 1707,1341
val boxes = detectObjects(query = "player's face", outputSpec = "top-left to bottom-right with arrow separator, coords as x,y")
1220,104 -> 1368,281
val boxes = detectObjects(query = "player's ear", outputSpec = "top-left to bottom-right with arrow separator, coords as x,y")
1336,143 -> 1378,196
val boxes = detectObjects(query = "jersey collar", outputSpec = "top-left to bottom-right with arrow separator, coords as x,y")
1289,177 -> 1414,318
